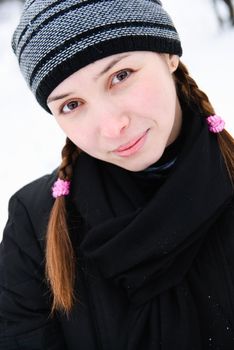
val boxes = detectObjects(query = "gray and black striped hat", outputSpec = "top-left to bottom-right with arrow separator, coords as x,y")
12,0 -> 182,113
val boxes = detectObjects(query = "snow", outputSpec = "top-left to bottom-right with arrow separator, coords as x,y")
0,0 -> 233,238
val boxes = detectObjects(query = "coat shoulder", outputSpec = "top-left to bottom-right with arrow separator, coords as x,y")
0,168 -> 68,345
13,168 -> 58,210
4,169 -> 58,247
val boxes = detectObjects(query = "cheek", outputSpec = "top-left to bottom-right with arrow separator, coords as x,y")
130,76 -> 176,114
137,77 -> 178,136
71,128 -> 94,152
56,119 -> 95,150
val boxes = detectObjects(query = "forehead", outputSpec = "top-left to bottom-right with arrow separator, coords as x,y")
81,51 -> 144,76
49,51 -> 144,96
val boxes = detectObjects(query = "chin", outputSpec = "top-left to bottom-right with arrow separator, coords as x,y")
107,143 -> 166,172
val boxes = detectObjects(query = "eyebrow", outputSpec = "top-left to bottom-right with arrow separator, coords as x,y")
47,53 -> 131,104
93,53 -> 131,80
47,93 -> 72,104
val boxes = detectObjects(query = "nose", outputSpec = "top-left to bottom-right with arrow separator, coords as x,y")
97,106 -> 130,138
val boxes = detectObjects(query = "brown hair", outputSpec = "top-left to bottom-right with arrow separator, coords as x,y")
174,61 -> 234,182
45,60 -> 234,315
45,137 -> 80,315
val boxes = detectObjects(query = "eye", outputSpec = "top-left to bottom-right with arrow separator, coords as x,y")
61,100 -> 81,114
111,69 -> 132,86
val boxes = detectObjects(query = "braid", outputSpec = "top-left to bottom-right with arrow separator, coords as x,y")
58,137 -> 80,180
175,61 -> 234,183
46,138 -> 80,315
174,61 -> 215,116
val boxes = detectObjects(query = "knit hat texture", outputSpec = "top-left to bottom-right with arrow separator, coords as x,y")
12,0 -> 182,113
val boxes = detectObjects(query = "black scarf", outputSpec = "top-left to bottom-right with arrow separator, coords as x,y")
71,111 -> 233,349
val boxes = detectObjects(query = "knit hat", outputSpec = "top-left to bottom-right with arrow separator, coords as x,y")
12,0 -> 182,113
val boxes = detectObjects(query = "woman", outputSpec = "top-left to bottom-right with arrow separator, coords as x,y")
1,0 -> 234,349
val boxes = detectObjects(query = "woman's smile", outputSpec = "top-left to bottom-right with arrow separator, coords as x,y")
113,129 -> 149,157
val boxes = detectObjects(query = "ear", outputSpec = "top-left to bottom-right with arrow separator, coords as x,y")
165,54 -> 179,73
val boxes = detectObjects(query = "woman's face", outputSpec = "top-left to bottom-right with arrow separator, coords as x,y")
48,51 -> 182,171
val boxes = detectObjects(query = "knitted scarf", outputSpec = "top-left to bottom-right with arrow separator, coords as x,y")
71,111 -> 233,349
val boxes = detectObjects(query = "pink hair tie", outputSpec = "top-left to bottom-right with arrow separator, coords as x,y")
206,115 -> 225,133
52,178 -> 70,198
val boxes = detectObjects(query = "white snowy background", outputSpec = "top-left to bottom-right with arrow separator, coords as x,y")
0,0 -> 233,239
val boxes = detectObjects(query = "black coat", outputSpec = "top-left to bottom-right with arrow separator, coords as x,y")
1,113 -> 234,349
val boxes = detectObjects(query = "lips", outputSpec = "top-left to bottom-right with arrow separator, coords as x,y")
113,130 -> 149,157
